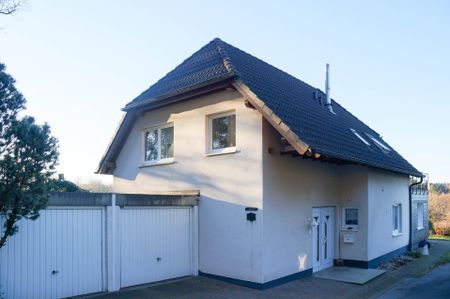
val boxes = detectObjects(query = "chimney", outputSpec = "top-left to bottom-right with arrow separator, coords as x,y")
58,173 -> 65,181
325,63 -> 334,113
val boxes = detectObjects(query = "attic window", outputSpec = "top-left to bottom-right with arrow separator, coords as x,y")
367,134 -> 391,151
349,129 -> 370,146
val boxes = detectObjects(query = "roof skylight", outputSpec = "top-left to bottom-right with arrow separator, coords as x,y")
370,136 -> 391,151
350,129 -> 370,146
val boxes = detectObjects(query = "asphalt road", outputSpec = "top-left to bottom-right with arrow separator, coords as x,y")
378,263 -> 450,299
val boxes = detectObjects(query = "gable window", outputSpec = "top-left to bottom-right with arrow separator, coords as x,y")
392,204 -> 402,236
417,203 -> 424,230
208,111 -> 236,154
342,207 -> 358,230
143,124 -> 174,164
349,129 -> 370,146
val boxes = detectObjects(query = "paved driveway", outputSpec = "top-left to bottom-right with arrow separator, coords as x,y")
86,240 -> 450,299
378,263 -> 450,299
87,275 -> 361,299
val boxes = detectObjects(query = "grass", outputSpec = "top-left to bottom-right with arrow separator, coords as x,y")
407,251 -> 422,258
434,251 -> 450,267
429,235 -> 450,241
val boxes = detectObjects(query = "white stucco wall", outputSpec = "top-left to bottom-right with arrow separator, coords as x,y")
113,89 -> 265,283
261,121 -> 370,282
367,170 -> 410,260
338,166 -> 369,262
111,88 -> 412,284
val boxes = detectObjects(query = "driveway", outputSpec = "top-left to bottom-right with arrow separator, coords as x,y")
86,240 -> 450,299
378,262 -> 450,299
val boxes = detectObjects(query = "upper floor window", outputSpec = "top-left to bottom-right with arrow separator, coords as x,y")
208,111 -> 236,154
144,124 -> 174,163
392,203 -> 402,236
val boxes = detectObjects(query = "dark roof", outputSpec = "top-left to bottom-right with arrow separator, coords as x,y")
122,38 -> 421,177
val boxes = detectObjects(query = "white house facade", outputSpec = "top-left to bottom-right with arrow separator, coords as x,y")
96,38 -> 426,289
0,38 -> 428,298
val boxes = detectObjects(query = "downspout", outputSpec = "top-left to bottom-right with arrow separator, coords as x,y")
409,176 -> 423,250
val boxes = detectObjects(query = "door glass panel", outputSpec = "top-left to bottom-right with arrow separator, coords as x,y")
316,224 -> 320,261
324,221 -> 327,259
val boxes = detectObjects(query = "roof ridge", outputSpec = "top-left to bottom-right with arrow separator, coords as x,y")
212,38 -> 238,76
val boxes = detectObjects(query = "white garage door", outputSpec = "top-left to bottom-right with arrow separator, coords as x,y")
120,207 -> 192,288
0,208 -> 104,299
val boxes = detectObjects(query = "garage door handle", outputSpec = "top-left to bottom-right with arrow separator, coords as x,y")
156,257 -> 161,262
52,270 -> 59,275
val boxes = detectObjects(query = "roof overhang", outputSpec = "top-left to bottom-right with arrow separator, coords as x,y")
97,78 -> 423,178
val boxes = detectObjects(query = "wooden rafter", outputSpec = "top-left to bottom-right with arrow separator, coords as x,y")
232,79 -> 310,155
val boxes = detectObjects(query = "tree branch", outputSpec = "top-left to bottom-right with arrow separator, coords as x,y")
0,208 -> 17,248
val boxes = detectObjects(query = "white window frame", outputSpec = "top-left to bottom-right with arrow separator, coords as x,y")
392,203 -> 402,236
207,111 -> 237,155
142,123 -> 174,166
349,129 -> 371,146
417,203 -> 424,230
342,207 -> 359,230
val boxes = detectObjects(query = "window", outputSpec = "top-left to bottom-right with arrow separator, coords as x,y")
349,129 -> 370,146
342,207 -> 358,230
393,204 -> 402,236
417,203 -> 424,230
366,133 -> 391,152
143,124 -> 174,164
208,111 -> 236,154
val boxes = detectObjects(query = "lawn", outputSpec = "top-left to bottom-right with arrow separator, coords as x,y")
429,235 -> 450,241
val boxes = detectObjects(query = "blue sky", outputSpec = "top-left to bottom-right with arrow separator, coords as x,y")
1,1 -> 449,182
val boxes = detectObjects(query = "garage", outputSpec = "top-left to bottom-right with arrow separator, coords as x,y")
120,207 -> 193,288
0,192 -> 199,297
0,208 -> 105,299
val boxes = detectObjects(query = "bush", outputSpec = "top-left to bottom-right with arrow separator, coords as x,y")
433,221 -> 450,236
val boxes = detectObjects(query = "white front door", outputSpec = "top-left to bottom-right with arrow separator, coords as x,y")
312,207 -> 334,273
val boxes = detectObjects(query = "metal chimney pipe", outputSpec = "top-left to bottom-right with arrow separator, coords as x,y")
325,63 -> 334,113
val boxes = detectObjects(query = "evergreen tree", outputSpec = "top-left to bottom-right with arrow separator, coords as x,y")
0,63 -> 59,248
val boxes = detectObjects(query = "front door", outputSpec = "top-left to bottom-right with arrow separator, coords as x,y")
312,207 -> 334,272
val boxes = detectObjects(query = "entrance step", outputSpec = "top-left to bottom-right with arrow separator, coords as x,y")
314,267 -> 385,285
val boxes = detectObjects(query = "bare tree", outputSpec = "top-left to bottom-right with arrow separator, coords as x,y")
0,0 -> 22,15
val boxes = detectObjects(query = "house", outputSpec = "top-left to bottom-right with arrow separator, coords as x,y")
97,38 -> 427,289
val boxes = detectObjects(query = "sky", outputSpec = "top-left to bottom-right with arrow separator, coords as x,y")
0,0 -> 449,183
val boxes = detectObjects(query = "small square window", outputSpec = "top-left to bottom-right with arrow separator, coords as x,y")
417,203 -> 424,230
208,112 -> 236,154
393,204 -> 402,235
342,208 -> 358,230
143,124 -> 174,163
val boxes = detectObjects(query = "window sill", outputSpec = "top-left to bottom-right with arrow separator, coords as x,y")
138,159 -> 175,168
206,147 -> 238,157
392,232 -> 403,237
417,227 -> 425,231
340,228 -> 359,232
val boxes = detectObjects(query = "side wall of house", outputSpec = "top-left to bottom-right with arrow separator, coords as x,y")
411,192 -> 428,249
113,90 -> 265,283
367,170 -> 410,261
261,120 -> 370,283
